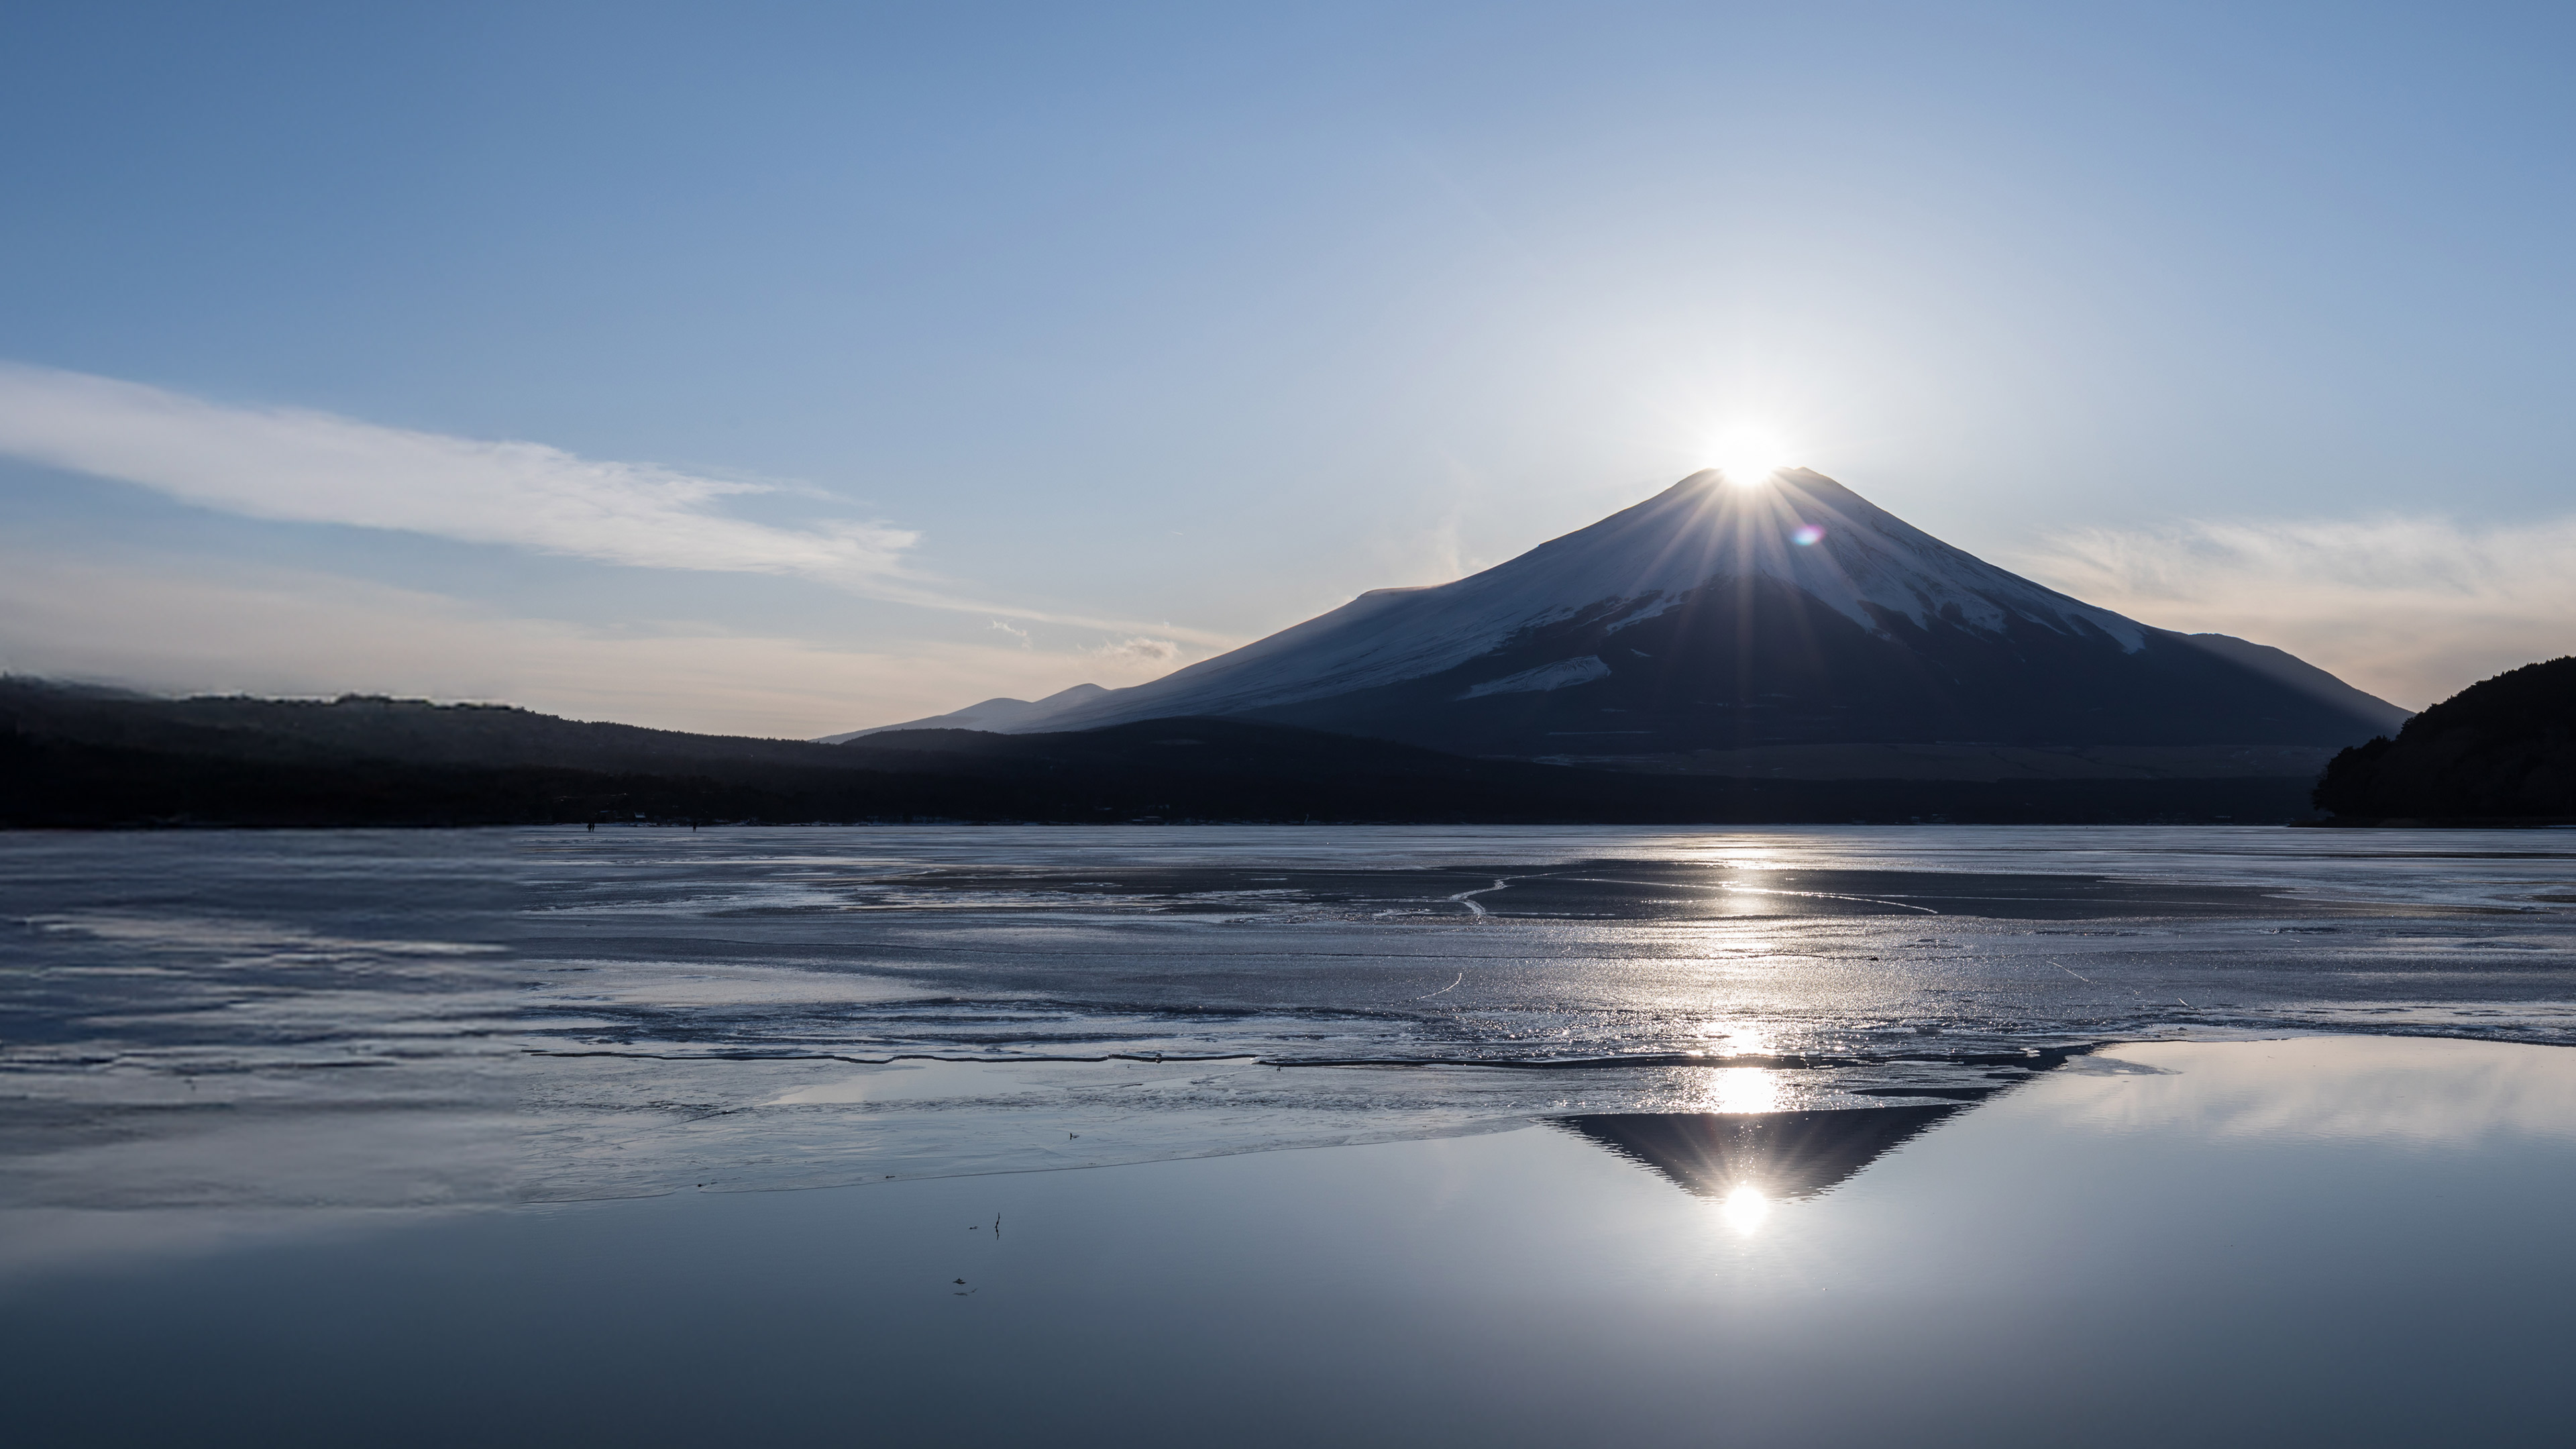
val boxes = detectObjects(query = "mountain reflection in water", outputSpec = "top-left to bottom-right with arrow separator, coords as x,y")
1556,1105 -> 1964,1200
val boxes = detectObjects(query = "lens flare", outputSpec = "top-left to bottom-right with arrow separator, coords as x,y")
1790,524 -> 1825,546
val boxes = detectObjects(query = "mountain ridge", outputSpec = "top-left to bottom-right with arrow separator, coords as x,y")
844,469 -> 2406,760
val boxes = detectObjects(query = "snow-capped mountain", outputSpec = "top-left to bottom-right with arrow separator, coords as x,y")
845,470 -> 2407,757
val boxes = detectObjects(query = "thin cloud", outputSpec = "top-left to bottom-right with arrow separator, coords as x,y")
1091,635 -> 1184,665
0,362 -> 918,580
0,362 -> 1242,647
2010,513 -> 2576,710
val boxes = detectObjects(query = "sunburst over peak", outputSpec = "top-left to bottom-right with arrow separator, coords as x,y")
1703,422 -> 1799,488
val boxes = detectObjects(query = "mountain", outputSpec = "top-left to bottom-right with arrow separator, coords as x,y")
819,683 -> 1108,742
2313,656 -> 2576,820
857,470 -> 2408,763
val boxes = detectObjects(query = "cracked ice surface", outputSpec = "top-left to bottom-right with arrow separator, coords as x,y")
6,824 -> 2572,1248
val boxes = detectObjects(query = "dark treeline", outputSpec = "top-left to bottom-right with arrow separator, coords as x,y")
2314,657 -> 2576,822
3,677 -> 2319,828
0,728 -> 2320,827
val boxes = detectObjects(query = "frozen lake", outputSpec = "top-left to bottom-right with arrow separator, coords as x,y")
5,824 -> 2573,1218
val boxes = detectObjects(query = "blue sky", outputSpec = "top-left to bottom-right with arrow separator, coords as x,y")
3,1 -> 2571,732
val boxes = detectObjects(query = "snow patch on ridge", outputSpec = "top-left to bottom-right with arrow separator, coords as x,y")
1460,656 -> 1611,700
1603,593 -> 1680,633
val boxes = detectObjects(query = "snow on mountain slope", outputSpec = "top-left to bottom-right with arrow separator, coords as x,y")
1026,469 -> 2147,730
830,469 -> 2407,753
1460,656 -> 1613,699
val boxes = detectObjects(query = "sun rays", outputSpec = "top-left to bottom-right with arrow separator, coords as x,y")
1703,422 -> 1800,488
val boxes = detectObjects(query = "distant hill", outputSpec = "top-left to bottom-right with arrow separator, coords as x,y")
0,676 -> 894,826
2,676 -> 2320,827
2313,657 -> 2576,821
0,676 -> 869,775
819,683 -> 1110,742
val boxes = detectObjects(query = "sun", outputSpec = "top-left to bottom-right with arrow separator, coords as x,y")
1705,423 -> 1796,488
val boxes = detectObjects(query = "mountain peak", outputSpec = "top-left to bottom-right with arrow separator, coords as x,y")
1015,468 -> 2150,731
850,469 -> 2405,757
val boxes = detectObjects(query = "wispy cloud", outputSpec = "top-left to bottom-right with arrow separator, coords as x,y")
1091,635 -> 1184,665
2011,513 -> 2576,709
0,362 -> 919,580
0,362 -> 1242,647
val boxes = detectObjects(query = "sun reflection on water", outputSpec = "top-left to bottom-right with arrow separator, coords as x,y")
1706,1066 -> 1784,1114
1696,1022 -> 1775,1054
